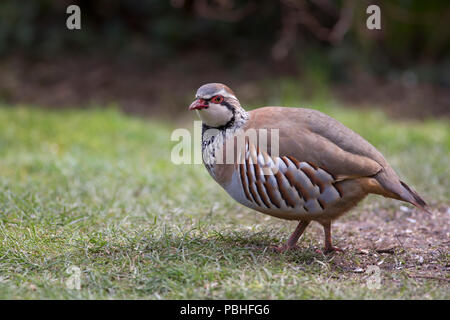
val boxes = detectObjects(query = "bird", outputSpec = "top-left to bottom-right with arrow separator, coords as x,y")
189,83 -> 430,253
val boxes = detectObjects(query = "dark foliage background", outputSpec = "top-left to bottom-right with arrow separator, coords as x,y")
0,0 -> 449,116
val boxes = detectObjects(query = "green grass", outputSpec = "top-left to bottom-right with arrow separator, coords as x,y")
0,104 -> 448,299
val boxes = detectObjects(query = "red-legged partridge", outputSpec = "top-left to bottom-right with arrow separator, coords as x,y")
189,83 -> 430,253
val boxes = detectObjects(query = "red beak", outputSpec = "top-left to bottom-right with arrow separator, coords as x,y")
189,99 -> 209,110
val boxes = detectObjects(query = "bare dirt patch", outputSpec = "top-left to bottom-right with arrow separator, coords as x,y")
308,205 -> 450,281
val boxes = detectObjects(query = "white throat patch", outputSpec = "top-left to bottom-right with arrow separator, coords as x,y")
196,103 -> 233,128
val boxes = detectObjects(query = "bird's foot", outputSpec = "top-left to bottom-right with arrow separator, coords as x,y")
270,244 -> 299,253
324,246 -> 344,254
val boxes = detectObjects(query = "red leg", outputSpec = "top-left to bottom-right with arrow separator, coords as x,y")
272,220 -> 310,252
321,221 -> 343,254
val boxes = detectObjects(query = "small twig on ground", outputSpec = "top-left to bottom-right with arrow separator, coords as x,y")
408,275 -> 450,282
394,235 -> 407,253
376,248 -> 395,254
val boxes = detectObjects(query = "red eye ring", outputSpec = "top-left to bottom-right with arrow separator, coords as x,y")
211,95 -> 224,104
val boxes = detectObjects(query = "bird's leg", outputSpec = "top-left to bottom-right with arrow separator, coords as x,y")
321,220 -> 343,254
272,220 -> 310,253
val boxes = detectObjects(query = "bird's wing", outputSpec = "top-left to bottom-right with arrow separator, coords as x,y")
247,107 -> 385,180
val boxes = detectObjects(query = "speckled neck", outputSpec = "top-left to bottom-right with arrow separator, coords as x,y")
201,106 -> 249,175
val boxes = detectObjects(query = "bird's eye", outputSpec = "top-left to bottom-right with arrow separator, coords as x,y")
211,95 -> 224,104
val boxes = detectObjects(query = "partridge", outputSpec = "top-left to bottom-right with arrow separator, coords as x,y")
189,83 -> 430,253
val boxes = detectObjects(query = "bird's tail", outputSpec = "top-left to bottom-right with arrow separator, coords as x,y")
398,180 -> 431,214
374,167 -> 431,214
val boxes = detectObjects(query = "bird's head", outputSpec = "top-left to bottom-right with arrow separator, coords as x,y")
189,83 -> 243,128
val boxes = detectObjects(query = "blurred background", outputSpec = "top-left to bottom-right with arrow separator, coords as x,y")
0,0 -> 449,118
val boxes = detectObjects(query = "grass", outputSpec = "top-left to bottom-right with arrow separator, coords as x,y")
0,101 -> 448,299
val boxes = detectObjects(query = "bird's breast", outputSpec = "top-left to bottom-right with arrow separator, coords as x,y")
221,139 -> 346,220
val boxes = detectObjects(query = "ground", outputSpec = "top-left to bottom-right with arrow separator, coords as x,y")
0,103 -> 448,299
